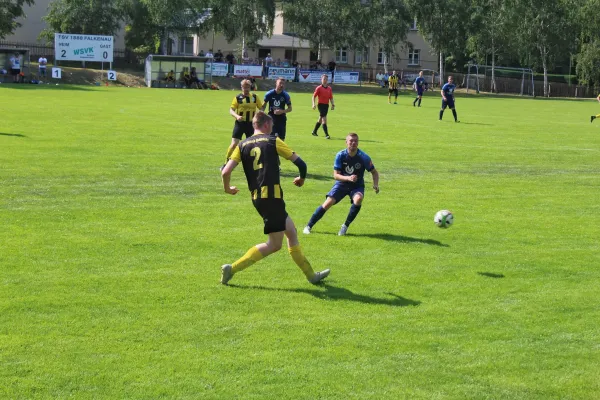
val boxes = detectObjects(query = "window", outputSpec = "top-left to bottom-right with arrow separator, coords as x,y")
178,37 -> 194,55
354,49 -> 369,65
377,49 -> 387,65
284,49 -> 297,62
258,49 -> 271,59
335,47 -> 348,64
410,18 -> 418,30
408,48 -> 420,65
310,51 -> 319,62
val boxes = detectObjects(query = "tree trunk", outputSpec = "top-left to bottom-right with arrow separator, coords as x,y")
541,46 -> 549,97
439,51 -> 444,87
491,40 -> 497,93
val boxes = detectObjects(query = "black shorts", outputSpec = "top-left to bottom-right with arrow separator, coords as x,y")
271,117 -> 287,140
389,88 -> 398,96
232,121 -> 254,140
252,198 -> 288,234
11,69 -> 20,76
317,103 -> 329,117
442,98 -> 455,109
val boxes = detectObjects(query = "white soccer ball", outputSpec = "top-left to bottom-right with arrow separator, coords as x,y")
434,210 -> 453,228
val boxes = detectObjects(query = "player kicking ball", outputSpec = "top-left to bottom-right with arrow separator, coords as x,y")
591,93 -> 600,123
303,133 -> 379,236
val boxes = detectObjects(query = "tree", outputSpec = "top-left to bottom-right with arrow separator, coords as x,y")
406,0 -> 471,85
0,0 -> 34,39
41,0 -> 125,42
510,0 -> 577,97
575,0 -> 600,86
467,0 -> 514,92
282,0 -> 412,67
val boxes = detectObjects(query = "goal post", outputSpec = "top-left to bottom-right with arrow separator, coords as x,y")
466,63 -> 535,96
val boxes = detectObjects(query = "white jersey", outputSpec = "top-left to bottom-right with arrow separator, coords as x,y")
39,57 -> 48,68
10,56 -> 21,70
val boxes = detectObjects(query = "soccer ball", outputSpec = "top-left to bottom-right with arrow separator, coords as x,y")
434,210 -> 453,228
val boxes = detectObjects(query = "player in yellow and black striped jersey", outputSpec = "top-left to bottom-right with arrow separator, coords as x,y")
388,71 -> 399,104
591,93 -> 600,123
223,79 -> 264,167
219,111 -> 330,286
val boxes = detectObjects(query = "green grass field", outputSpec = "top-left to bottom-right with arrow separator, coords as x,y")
1,84 -> 600,399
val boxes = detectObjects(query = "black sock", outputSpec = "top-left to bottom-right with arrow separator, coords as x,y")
345,204 -> 361,227
313,122 -> 321,133
323,124 -> 329,136
413,97 -> 418,105
452,109 -> 458,121
439,110 -> 444,120
418,98 -> 422,106
308,206 -> 327,228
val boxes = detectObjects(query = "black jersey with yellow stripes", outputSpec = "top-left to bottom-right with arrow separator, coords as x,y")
231,133 -> 295,199
231,93 -> 263,122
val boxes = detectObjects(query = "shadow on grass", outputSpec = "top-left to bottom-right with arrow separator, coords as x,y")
457,121 -> 494,126
477,272 -> 505,278
324,136 -> 382,143
228,283 -> 421,307
1,83 -> 98,91
317,231 -> 448,247
0,132 -> 26,137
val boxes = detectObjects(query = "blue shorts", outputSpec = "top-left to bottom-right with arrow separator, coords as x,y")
417,88 -> 424,96
327,184 -> 364,204
442,98 -> 455,109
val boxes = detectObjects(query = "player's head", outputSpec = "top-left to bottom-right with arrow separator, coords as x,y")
241,79 -> 252,94
392,70 -> 396,75
276,78 -> 285,92
253,111 -> 273,134
448,76 -> 453,84
346,133 -> 359,151
419,70 -> 423,77
321,74 -> 328,85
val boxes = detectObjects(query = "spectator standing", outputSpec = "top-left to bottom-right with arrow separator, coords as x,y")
9,53 -> 21,83
38,56 -> 48,79
328,59 -> 336,81
205,49 -> 214,59
215,49 -> 224,62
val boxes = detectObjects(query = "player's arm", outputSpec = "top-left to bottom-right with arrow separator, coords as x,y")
370,168 -> 380,194
261,95 -> 268,111
312,89 -> 318,109
333,170 -> 356,183
441,88 -> 446,101
330,92 -> 335,110
276,139 -> 306,186
221,159 -> 240,195
597,94 -> 600,103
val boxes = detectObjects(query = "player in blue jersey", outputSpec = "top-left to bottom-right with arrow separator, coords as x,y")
303,133 -> 380,236
412,70 -> 428,107
439,76 -> 459,122
262,78 -> 292,140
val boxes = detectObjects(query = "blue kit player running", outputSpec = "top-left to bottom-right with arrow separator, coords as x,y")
439,76 -> 459,122
303,133 -> 380,236
413,70 -> 428,107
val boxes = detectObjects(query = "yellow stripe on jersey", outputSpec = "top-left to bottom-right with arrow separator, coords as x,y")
230,145 -> 242,163
275,137 -> 294,160
252,184 -> 281,200
230,93 -> 263,122
388,75 -> 398,89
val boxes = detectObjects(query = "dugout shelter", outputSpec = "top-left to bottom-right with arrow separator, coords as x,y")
145,54 -> 213,88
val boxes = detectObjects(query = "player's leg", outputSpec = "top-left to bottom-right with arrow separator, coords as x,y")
450,104 -> 458,122
312,115 -> 321,136
224,137 -> 240,167
285,216 -> 330,283
439,101 -> 447,120
322,114 -> 330,139
388,89 -> 392,104
304,195 -> 338,233
339,191 -> 364,236
592,114 -> 600,123
394,89 -> 398,104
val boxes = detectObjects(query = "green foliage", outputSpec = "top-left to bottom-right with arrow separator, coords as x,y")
282,0 -> 412,58
208,0 -> 276,47
1,85 -> 600,398
576,40 -> 600,86
0,0 -> 34,39
40,0 -> 125,43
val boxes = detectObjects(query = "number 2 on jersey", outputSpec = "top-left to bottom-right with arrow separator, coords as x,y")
250,147 -> 263,170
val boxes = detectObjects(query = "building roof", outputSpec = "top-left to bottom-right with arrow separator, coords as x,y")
257,34 -> 311,49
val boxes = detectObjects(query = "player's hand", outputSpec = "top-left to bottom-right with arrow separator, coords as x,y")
225,186 -> 239,195
293,177 -> 305,187
373,185 -> 380,194
348,175 -> 358,183
236,115 -> 243,122
331,105 -> 335,110
312,105 -> 316,110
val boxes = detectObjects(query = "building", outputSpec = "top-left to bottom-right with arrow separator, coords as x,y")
3,0 -> 126,49
172,10 -> 437,75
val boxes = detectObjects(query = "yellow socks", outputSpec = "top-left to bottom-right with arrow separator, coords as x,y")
232,246 -> 264,273
288,245 -> 315,280
225,146 -> 235,163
